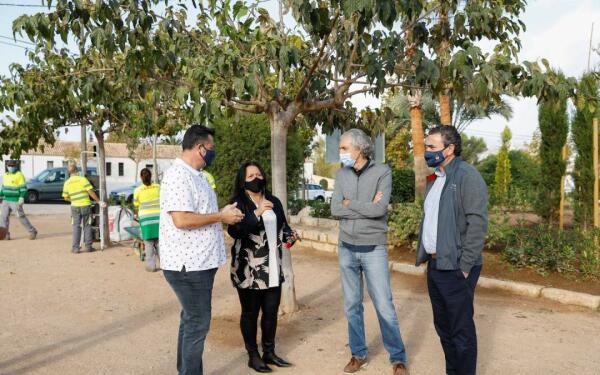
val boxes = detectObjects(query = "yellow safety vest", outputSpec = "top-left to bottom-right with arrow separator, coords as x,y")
134,183 -> 160,240
202,170 -> 216,189
62,176 -> 93,207
0,171 -> 27,202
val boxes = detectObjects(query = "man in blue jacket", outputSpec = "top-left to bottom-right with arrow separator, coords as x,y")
416,126 -> 488,375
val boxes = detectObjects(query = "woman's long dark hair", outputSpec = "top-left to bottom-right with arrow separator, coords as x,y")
231,161 -> 270,205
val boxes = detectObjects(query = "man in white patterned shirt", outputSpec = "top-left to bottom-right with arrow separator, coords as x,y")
160,124 -> 243,375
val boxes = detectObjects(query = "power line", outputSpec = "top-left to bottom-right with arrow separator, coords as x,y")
0,40 -> 31,50
0,35 -> 36,46
0,2 -> 55,7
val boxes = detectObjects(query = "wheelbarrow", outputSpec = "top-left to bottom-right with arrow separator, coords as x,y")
124,225 -> 145,261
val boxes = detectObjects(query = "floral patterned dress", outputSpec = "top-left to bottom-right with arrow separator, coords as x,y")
228,193 -> 293,290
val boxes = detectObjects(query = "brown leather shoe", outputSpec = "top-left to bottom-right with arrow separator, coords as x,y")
343,357 -> 368,374
393,363 -> 409,375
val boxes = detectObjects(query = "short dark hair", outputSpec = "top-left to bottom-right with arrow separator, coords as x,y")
428,126 -> 462,156
140,168 -> 152,186
182,124 -> 215,151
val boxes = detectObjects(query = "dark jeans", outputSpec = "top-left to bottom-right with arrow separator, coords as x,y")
164,267 -> 218,375
236,286 -> 281,356
428,259 -> 481,375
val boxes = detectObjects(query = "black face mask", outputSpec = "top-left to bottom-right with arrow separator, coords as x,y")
245,177 -> 265,193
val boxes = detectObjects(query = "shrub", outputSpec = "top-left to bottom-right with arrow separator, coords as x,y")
319,178 -> 328,190
288,198 -> 307,216
502,226 -> 600,278
390,168 -> 415,204
388,202 -> 422,249
308,200 -> 331,218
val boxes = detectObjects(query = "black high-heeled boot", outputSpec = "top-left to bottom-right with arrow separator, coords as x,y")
248,352 -> 273,373
262,343 -> 292,368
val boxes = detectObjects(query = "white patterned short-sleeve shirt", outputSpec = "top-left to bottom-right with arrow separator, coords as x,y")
159,158 -> 226,272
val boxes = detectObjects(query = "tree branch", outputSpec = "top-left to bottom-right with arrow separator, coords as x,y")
231,98 -> 266,107
295,11 -> 340,102
300,98 -> 338,113
222,100 -> 264,114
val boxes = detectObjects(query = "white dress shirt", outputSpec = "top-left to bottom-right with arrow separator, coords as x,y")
159,158 -> 226,272
422,169 -> 446,254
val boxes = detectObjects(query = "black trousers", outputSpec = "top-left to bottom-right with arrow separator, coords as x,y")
236,286 -> 282,356
427,259 -> 482,375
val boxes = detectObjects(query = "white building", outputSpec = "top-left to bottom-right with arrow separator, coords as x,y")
1,141 -> 180,190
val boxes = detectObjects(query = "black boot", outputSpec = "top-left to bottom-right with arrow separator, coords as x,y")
262,343 -> 292,368
248,352 -> 272,373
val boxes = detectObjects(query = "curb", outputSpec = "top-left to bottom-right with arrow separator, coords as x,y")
296,227 -> 600,311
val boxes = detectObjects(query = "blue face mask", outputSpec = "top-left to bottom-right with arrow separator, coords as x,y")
339,153 -> 356,168
7,167 -> 17,173
424,148 -> 447,168
202,147 -> 216,168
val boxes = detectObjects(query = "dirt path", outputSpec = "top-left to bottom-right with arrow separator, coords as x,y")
1,214 -> 599,375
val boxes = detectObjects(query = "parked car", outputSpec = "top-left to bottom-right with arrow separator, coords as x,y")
109,184 -> 139,203
26,167 -> 97,203
296,183 -> 327,201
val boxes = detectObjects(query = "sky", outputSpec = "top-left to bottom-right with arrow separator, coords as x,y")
1,0 -> 600,153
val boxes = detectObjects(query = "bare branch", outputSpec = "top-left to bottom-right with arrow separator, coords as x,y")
300,98 -> 338,113
231,98 -> 266,108
295,11 -> 341,102
222,100 -> 264,114
345,27 -> 360,79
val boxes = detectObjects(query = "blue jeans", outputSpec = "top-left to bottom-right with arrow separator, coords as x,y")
164,267 -> 218,375
338,244 -> 407,365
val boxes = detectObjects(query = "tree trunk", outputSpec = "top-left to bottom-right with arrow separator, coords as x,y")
94,129 -> 110,247
81,124 -> 87,175
269,115 -> 298,314
152,134 -> 159,183
439,92 -> 452,126
408,91 -> 427,199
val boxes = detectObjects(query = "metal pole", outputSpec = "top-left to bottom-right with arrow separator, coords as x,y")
594,118 -> 599,228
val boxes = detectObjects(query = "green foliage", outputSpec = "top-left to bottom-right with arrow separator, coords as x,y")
308,200 -> 331,219
479,150 -> 539,209
461,134 -> 488,165
319,179 -> 329,190
208,113 -> 313,206
388,201 -> 423,249
502,226 -> 600,279
313,139 -> 337,179
571,73 -> 600,229
288,198 -> 308,216
494,126 -> 512,204
390,168 -> 415,204
536,98 -> 568,223
485,206 -> 516,249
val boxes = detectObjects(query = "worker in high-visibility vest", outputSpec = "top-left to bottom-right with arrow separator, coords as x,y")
0,160 -> 37,240
202,170 -> 216,189
133,168 -> 160,272
62,163 -> 105,253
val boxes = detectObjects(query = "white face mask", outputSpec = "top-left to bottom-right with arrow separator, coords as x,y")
339,153 -> 356,168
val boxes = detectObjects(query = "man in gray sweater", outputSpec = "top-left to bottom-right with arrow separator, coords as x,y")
416,126 -> 488,375
331,129 -> 409,375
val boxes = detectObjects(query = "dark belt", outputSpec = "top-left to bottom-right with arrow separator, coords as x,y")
430,253 -> 438,260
